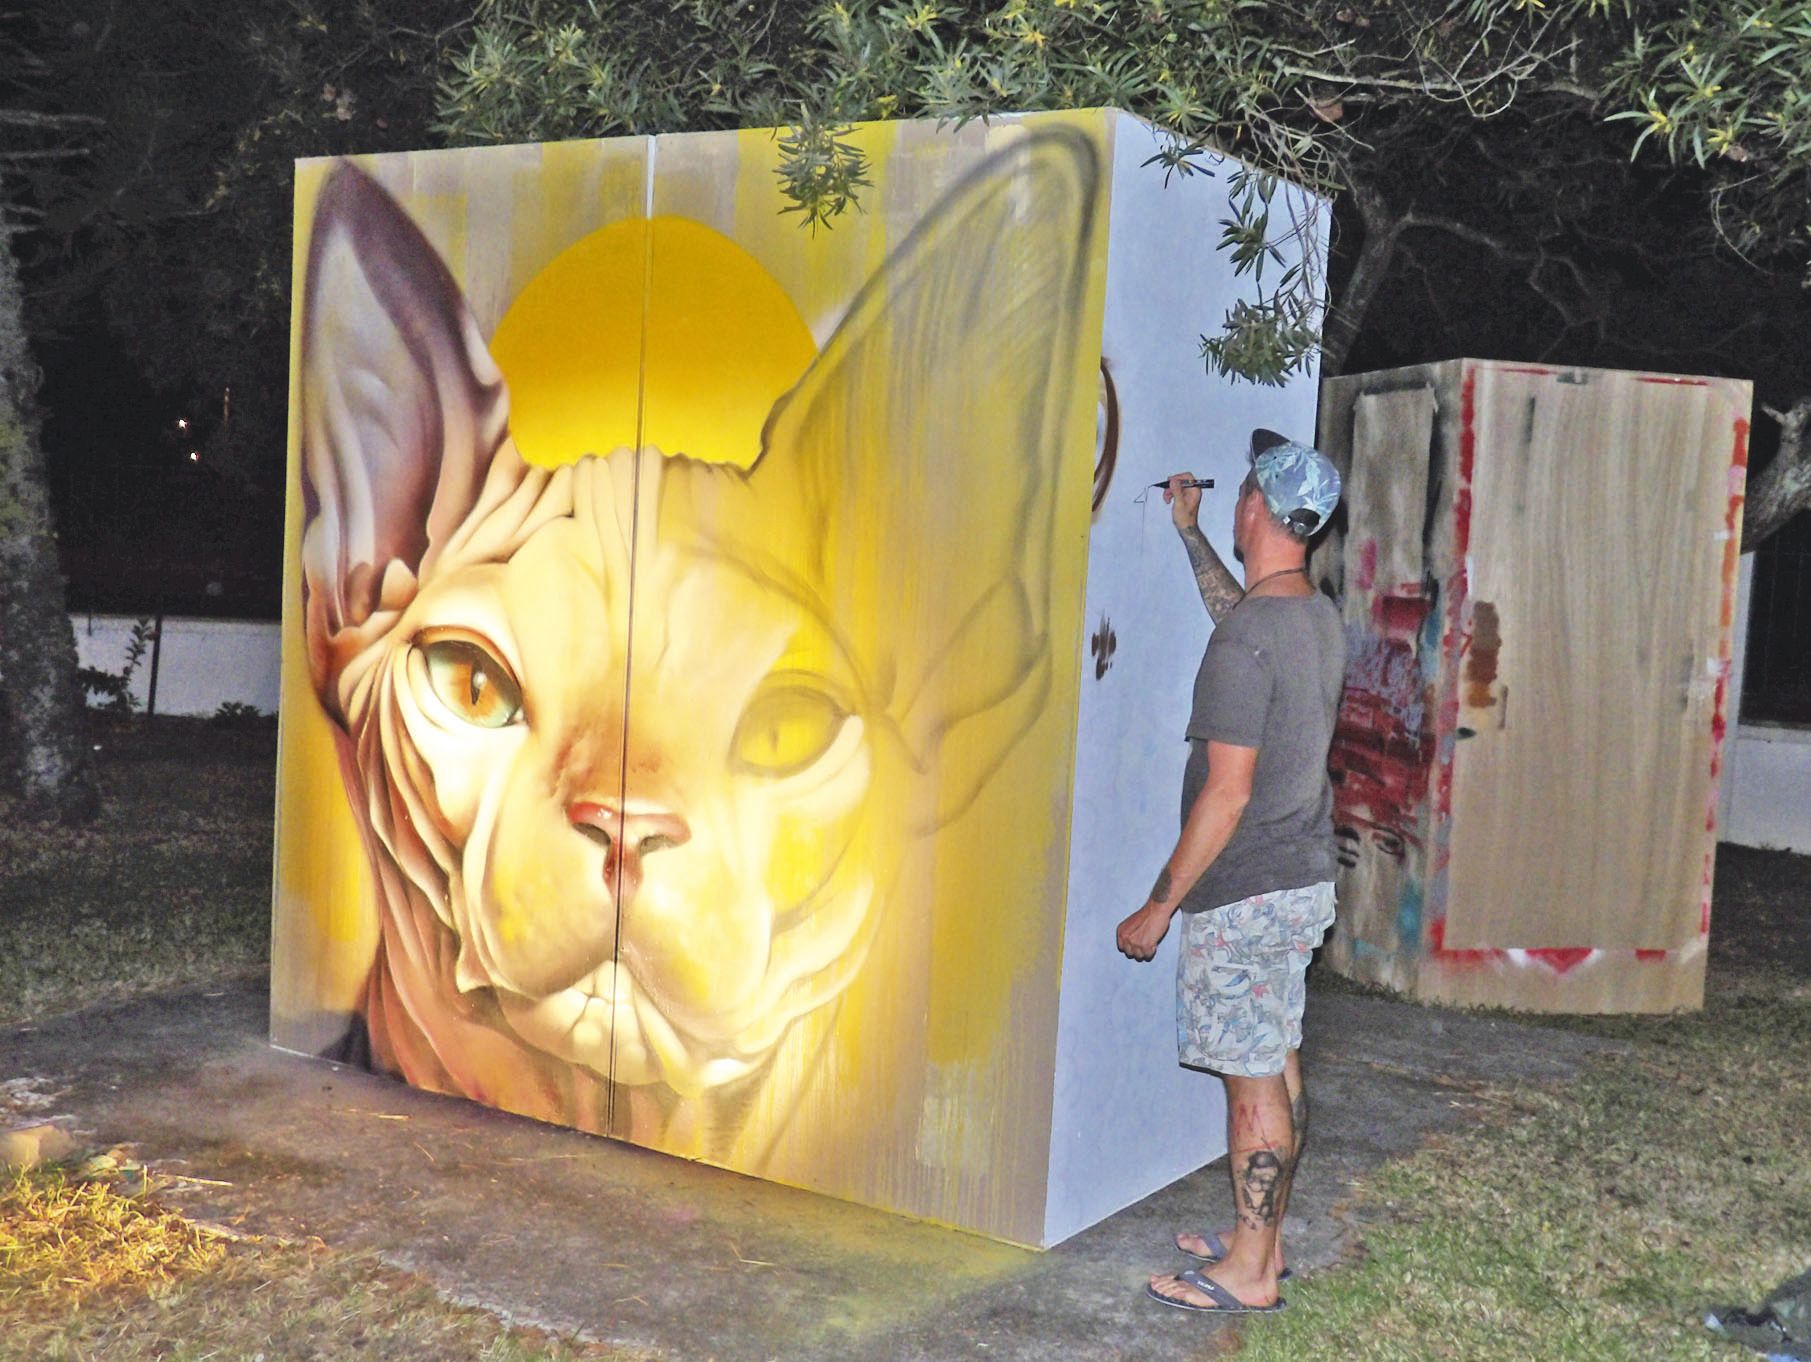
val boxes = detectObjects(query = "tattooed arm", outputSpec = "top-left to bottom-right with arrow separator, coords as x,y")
1178,524 -> 1243,623
1162,471 -> 1242,623
1115,740 -> 1258,961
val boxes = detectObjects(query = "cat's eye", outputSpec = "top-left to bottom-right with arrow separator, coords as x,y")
731,679 -> 846,778
418,632 -> 524,729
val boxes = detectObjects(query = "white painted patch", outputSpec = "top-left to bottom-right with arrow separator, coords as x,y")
1041,112 -> 1328,1246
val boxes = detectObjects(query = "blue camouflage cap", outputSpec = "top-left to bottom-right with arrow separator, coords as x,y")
1249,428 -> 1340,538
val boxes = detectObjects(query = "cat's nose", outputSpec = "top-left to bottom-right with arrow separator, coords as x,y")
568,801 -> 691,859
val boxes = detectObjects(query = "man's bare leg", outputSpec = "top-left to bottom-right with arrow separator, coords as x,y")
1151,1066 -> 1294,1308
1175,1049 -> 1304,1276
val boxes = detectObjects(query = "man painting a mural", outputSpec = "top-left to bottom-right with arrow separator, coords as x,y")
1115,432 -> 1345,1315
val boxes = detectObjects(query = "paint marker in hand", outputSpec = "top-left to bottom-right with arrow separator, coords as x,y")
1150,478 -> 1214,490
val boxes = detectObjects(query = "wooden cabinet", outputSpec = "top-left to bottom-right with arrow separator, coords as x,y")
1312,361 -> 1749,1012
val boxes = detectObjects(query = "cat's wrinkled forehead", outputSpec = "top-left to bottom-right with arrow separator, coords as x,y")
582,448 -> 864,693
553,446 -> 753,553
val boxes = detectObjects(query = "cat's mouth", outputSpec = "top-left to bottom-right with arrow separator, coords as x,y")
493,961 -> 764,1097
492,964 -> 619,1077
486,866 -> 881,1101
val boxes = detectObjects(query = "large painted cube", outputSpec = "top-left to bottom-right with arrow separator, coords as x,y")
1311,361 -> 1750,1013
273,109 -> 1325,1245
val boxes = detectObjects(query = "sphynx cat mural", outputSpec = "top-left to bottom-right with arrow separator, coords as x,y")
295,129 -> 1098,1170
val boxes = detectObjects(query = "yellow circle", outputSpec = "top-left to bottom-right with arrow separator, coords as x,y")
490,217 -> 817,470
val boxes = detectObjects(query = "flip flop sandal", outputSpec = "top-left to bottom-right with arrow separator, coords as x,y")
1146,1267 -> 1286,1315
1174,1231 -> 1293,1281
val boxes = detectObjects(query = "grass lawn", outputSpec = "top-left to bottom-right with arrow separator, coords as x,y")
0,716 -> 273,1026
1242,938 -> 1811,1361
2,715 -> 1809,1360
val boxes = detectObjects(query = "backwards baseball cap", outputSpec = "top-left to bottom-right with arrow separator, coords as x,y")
1248,428 -> 1341,538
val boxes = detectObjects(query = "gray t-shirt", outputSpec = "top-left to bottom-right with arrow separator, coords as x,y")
1179,591 -> 1346,913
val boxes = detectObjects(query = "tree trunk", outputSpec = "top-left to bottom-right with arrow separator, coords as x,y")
1319,174 -> 1404,378
0,204 -> 99,824
1746,398 -> 1811,550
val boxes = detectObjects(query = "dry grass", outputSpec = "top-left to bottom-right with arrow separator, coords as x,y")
0,1165 -> 224,1322
0,1165 -> 647,1362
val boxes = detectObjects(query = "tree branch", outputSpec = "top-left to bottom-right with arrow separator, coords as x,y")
1319,172 -> 1402,376
1397,210 -> 1520,254
0,110 -> 104,128
1389,211 -> 1613,355
0,149 -> 91,162
1279,60 -> 1598,107
1747,399 -> 1811,550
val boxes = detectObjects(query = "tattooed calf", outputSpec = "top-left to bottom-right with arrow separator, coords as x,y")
1237,1148 -> 1286,1228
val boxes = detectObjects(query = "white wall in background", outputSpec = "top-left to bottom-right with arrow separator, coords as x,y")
1720,555 -> 1811,854
70,614 -> 280,718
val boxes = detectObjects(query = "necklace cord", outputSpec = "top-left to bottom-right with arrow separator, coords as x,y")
1238,565 -> 1309,601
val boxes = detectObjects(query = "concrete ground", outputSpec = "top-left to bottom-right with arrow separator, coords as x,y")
1,981 -> 1619,1362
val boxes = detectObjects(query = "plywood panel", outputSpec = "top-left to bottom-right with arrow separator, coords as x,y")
1347,389 -> 1436,595
1445,368 -> 1748,950
1314,372 -> 1456,996
273,137 -> 650,1085
615,118 -> 1109,1244
1419,941 -> 1707,1013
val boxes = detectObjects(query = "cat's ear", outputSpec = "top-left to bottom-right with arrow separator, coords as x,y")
298,161 -> 514,697
757,127 -> 1100,826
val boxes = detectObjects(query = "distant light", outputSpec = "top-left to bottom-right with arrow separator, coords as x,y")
188,451 -> 200,462
176,418 -> 189,430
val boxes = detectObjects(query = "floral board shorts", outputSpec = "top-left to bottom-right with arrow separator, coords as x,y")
1176,881 -> 1336,1078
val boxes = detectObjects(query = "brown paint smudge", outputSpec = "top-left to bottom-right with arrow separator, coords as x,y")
1089,615 -> 1117,680
1464,600 -> 1501,710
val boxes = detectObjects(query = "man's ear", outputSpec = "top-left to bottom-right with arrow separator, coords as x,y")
298,161 -> 515,704
755,128 -> 1100,827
